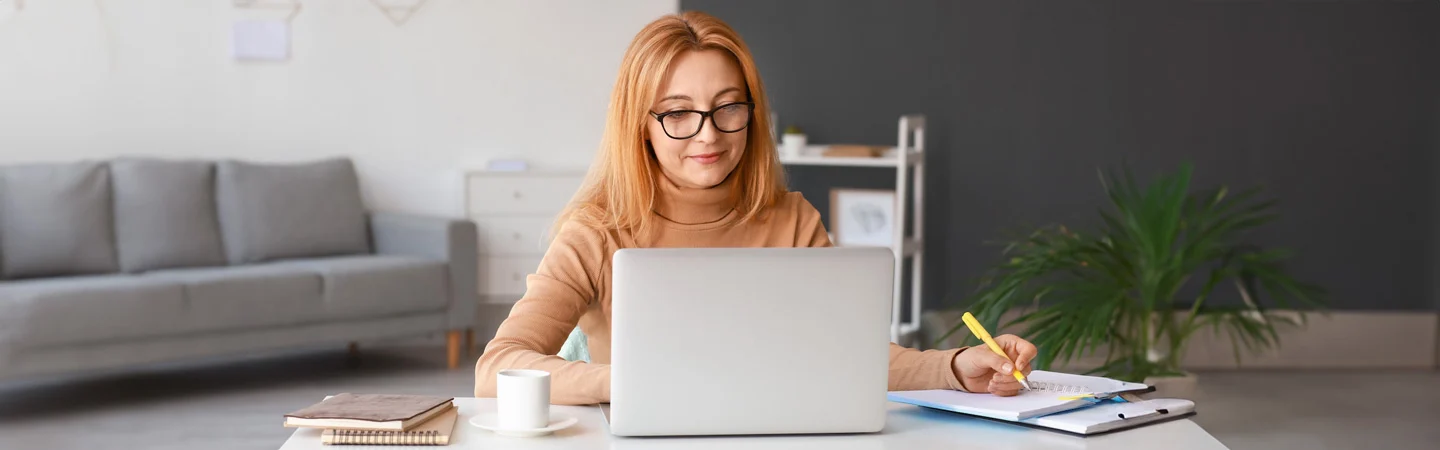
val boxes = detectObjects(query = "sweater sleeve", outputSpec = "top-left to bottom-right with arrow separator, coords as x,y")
793,193 -> 970,392
474,221 -> 612,405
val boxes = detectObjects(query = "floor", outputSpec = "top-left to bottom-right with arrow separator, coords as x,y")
1,344 -> 1435,450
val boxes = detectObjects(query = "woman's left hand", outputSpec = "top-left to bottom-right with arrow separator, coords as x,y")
950,334 -> 1038,396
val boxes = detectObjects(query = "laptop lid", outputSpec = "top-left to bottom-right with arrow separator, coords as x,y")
608,247 -> 893,437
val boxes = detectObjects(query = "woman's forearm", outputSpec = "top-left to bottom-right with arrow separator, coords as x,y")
475,340 -> 611,405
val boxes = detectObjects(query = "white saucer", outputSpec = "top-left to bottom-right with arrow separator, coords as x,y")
469,413 -> 579,437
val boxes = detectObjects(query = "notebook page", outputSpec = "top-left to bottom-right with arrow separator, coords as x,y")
888,388 -> 1082,421
887,371 -> 1151,421
1024,371 -> 1150,395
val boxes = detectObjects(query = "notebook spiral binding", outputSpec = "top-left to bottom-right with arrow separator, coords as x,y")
330,429 -> 440,445
1028,382 -> 1091,394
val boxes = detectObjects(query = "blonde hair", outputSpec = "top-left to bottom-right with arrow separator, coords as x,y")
557,11 -> 785,238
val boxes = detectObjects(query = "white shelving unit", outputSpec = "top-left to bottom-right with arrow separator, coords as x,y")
780,115 -> 927,345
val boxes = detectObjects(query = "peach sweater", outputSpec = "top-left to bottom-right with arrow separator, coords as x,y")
474,175 -> 968,405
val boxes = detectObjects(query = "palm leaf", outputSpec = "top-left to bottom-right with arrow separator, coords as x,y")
954,163 -> 1327,381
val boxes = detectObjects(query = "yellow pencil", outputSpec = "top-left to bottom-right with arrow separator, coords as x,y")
961,312 -> 1032,390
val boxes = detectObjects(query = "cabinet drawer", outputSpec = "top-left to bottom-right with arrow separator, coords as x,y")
467,174 -> 584,215
479,257 -> 544,296
475,217 -> 553,256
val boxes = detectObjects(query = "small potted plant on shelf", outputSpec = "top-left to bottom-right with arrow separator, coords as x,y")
781,125 -> 807,158
939,163 -> 1325,398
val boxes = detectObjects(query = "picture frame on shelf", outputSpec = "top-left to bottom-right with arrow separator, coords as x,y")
829,188 -> 896,248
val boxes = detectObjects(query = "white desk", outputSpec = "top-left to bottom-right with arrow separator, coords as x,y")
279,398 -> 1229,449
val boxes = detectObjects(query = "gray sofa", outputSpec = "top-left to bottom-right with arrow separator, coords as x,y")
0,157 -> 477,381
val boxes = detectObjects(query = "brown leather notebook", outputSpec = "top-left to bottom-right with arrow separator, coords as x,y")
284,394 -> 454,431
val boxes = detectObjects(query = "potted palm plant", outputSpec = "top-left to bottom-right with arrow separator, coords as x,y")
940,163 -> 1324,397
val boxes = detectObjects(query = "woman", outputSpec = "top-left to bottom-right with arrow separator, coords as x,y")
475,11 -> 1036,406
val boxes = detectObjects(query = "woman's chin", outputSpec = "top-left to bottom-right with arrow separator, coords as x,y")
668,163 -> 728,187
682,178 -> 722,189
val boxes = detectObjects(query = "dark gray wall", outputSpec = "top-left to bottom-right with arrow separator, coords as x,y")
682,0 -> 1440,311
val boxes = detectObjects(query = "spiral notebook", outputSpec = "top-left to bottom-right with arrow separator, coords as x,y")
320,404 -> 458,446
887,370 -> 1151,421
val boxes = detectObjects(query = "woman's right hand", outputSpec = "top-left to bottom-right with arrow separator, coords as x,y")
950,334 -> 1037,396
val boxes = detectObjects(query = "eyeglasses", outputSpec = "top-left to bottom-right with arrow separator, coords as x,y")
648,102 -> 755,140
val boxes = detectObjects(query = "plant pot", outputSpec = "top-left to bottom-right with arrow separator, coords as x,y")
1142,372 -> 1199,400
781,133 -> 807,157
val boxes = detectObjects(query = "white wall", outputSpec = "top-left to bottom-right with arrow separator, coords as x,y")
0,0 -> 677,216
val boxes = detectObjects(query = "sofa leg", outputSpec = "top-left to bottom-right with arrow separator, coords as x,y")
465,328 -> 475,356
446,330 -> 462,369
346,342 -> 361,368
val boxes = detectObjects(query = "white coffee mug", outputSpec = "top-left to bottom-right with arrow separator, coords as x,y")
496,369 -> 551,429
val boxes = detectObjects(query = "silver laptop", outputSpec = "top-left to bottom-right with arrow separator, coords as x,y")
607,247 -> 894,437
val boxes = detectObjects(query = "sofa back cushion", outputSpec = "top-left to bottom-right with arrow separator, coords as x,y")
215,158 -> 371,264
111,158 -> 227,272
0,161 -> 119,278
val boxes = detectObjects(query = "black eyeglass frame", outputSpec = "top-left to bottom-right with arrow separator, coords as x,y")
648,102 -> 756,140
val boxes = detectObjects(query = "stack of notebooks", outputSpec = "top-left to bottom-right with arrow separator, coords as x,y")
888,370 -> 1196,436
284,393 -> 458,446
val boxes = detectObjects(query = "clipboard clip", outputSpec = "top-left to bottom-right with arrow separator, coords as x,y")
1117,407 -> 1170,420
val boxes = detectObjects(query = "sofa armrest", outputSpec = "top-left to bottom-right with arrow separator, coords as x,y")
369,212 -> 477,330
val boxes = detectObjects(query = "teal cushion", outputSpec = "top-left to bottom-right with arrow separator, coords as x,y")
558,327 -> 590,363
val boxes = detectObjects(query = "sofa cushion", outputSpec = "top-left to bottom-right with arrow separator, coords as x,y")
112,158 -> 227,272
144,265 -> 325,333
0,162 -> 118,278
215,158 -> 371,265
271,255 -> 447,320
0,276 -> 186,349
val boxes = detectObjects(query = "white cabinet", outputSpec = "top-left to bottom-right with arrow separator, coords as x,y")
473,217 -> 554,256
465,170 -> 586,305
479,255 -> 546,296
467,176 -> 586,215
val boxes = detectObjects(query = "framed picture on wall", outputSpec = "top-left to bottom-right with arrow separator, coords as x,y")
829,188 -> 896,248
